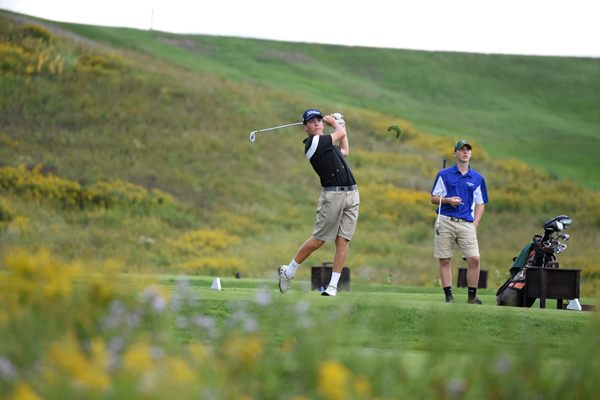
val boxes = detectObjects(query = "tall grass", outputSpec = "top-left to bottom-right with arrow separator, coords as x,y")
1,253 -> 599,399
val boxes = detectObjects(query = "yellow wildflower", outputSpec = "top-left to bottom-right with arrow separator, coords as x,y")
188,340 -> 208,361
223,333 -> 264,370
46,333 -> 111,390
163,357 -> 196,384
122,337 -> 155,375
317,360 -> 352,400
10,382 -> 43,400
354,375 -> 372,399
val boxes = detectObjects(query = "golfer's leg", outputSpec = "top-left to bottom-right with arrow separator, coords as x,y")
439,258 -> 453,287
294,238 -> 325,264
333,235 -> 349,273
466,256 -> 480,287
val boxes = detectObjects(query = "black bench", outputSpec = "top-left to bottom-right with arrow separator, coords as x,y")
457,268 -> 489,289
524,267 -> 581,309
311,262 -> 351,291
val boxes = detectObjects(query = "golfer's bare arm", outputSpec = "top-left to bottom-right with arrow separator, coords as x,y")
323,115 -> 348,157
337,124 -> 349,157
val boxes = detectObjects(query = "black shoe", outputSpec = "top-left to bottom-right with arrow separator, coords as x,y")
467,298 -> 483,305
445,296 -> 454,303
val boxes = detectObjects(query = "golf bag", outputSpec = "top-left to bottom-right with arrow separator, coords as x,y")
496,215 -> 572,307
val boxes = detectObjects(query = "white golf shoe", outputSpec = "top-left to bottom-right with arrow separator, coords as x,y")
321,285 -> 338,297
278,265 -> 293,294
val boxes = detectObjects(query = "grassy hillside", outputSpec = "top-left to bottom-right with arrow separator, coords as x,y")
48,22 -> 600,190
1,15 -> 600,295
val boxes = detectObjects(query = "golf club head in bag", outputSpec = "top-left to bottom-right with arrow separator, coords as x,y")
542,215 -> 572,232
541,215 -> 571,243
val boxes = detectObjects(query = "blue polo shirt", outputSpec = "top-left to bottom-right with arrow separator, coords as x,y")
431,165 -> 488,222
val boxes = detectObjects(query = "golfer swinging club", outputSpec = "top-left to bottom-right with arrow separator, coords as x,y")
430,140 -> 488,304
278,109 -> 360,297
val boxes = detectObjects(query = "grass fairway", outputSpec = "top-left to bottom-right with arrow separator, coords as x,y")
155,275 -> 595,360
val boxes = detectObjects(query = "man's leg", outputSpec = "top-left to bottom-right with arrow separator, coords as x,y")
279,238 -> 324,294
322,236 -> 349,297
466,256 -> 481,303
295,238 -> 325,264
439,258 -> 453,287
439,258 -> 454,302
455,222 -> 482,304
332,235 -> 349,273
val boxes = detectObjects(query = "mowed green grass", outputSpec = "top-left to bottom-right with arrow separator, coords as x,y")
51,22 -> 600,189
151,275 -> 597,359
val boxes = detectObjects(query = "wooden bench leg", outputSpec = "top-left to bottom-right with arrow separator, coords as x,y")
539,268 -> 547,309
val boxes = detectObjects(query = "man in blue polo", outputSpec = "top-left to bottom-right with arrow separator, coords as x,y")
431,140 -> 488,304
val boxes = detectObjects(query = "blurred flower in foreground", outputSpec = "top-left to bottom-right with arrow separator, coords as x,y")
1,248 -> 81,310
9,381 -> 43,400
495,355 -> 511,375
122,338 -> 155,376
193,315 -> 219,337
176,316 -> 189,328
294,300 -> 309,314
446,379 -> 468,396
193,315 -> 215,330
142,286 -> 169,313
46,334 -> 111,390
317,360 -> 352,400
226,309 -> 260,333
255,286 -> 271,306
279,337 -> 297,353
223,334 -> 264,370
0,356 -> 17,379
243,317 -> 259,333
354,375 -> 372,399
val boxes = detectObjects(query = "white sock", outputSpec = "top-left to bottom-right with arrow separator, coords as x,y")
329,272 -> 341,288
286,259 -> 301,278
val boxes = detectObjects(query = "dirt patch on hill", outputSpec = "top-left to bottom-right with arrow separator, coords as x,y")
157,36 -> 211,56
259,49 -> 316,65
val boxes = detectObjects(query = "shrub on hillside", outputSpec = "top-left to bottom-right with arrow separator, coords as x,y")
0,197 -> 14,224
20,23 -> 55,44
0,165 -> 174,211
77,52 -> 129,74
0,22 -> 64,78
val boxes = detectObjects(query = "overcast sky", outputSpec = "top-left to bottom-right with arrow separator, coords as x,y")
1,0 -> 599,57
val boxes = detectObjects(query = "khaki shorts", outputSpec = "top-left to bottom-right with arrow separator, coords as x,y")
313,190 -> 360,243
434,215 -> 480,259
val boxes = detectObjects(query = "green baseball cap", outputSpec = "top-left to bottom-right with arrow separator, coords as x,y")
454,140 -> 472,152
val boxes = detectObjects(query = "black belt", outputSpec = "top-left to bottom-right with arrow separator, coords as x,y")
323,185 -> 357,192
440,215 -> 472,223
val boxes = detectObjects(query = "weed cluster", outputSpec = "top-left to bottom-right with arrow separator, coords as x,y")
0,165 -> 173,210
1,250 -> 599,399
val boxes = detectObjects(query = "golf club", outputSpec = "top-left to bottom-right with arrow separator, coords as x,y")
249,122 -> 303,142
435,159 -> 447,235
